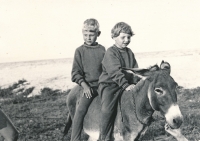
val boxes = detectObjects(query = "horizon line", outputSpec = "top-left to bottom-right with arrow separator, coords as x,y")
0,48 -> 199,64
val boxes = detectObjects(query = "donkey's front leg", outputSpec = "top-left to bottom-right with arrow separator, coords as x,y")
122,131 -> 139,141
138,126 -> 149,140
134,125 -> 149,141
122,124 -> 144,141
123,124 -> 148,141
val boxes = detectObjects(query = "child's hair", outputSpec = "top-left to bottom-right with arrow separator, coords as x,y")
111,22 -> 134,38
82,18 -> 100,32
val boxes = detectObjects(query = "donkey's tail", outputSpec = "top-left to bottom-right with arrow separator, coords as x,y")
63,113 -> 72,138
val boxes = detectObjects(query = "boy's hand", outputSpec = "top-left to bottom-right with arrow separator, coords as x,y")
125,84 -> 135,91
83,86 -> 93,99
81,82 -> 93,99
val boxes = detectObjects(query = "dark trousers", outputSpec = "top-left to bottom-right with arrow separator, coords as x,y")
71,86 -> 98,141
98,83 -> 122,141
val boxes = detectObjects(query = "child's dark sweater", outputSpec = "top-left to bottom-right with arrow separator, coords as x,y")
98,45 -> 138,89
71,43 -> 105,87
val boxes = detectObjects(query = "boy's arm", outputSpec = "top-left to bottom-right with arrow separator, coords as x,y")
71,48 -> 92,98
134,60 -> 139,68
130,50 -> 139,68
71,48 -> 85,85
102,49 -> 129,90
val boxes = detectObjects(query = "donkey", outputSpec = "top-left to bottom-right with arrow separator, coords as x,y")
64,62 -> 183,141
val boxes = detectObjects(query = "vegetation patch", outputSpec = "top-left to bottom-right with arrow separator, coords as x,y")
0,82 -> 200,141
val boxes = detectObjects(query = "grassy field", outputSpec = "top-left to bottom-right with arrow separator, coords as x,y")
0,80 -> 200,141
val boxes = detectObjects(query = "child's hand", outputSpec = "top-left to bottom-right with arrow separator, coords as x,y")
165,123 -> 188,141
81,82 -> 93,99
125,84 -> 135,91
83,86 -> 93,99
165,123 -> 181,137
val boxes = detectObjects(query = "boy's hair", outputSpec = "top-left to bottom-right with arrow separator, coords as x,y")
82,18 -> 100,32
111,22 -> 134,38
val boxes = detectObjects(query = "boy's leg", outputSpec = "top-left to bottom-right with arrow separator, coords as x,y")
71,87 -> 98,141
67,85 -> 82,120
99,83 -> 121,141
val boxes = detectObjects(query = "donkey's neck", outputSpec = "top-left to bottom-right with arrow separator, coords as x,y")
133,81 -> 154,125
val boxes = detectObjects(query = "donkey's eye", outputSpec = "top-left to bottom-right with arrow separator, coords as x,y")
154,88 -> 163,95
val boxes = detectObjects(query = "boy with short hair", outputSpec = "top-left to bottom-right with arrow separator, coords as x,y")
70,18 -> 105,141
98,22 -> 138,141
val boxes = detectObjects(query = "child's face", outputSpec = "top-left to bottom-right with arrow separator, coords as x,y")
82,30 -> 99,46
114,33 -> 131,49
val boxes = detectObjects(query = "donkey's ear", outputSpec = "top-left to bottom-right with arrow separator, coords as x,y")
160,61 -> 171,74
160,60 -> 164,67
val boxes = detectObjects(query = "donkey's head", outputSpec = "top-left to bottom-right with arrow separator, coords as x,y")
147,70 -> 183,129
122,61 -> 183,129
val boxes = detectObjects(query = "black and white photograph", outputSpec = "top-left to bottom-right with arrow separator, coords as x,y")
0,0 -> 200,140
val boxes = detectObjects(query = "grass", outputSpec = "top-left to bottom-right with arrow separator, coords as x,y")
0,80 -> 70,141
0,81 -> 200,141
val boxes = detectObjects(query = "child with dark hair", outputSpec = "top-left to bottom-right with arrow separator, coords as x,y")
98,22 -> 138,141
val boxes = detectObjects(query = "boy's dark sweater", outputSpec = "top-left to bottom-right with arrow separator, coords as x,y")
98,45 -> 138,89
71,43 -> 105,87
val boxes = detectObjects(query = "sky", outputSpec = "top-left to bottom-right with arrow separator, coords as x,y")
0,0 -> 200,63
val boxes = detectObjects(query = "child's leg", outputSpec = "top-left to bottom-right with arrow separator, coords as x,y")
67,85 -> 82,120
99,83 -> 121,141
71,87 -> 98,141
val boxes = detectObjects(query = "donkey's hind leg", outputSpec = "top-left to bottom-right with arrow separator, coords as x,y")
87,136 -> 96,141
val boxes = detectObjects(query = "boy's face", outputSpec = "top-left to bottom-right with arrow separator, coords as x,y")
114,33 -> 131,49
82,30 -> 99,46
